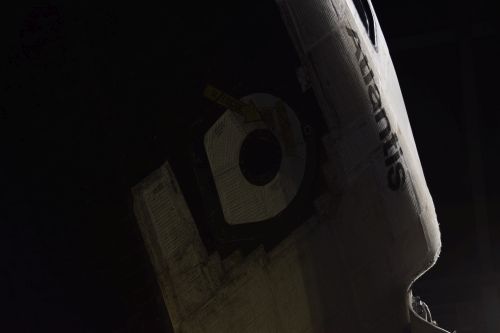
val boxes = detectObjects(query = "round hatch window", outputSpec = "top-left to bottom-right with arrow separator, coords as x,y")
239,129 -> 282,186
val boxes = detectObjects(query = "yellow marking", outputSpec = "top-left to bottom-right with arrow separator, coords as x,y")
239,100 -> 261,122
203,84 -> 261,122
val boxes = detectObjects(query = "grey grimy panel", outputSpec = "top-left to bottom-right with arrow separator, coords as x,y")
132,163 -> 222,332
132,0 -> 450,332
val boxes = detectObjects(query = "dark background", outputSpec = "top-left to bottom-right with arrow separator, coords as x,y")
2,1 -> 499,332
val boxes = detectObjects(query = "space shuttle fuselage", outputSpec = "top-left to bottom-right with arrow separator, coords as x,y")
132,0 -> 450,332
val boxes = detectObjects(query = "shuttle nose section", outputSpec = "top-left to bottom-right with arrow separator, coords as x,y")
130,0 -> 451,331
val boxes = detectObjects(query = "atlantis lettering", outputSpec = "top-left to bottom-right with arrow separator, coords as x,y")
346,27 -> 406,191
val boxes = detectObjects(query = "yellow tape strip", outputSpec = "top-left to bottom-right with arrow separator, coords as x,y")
203,84 -> 261,122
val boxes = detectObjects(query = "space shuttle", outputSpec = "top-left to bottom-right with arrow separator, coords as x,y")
132,0 -> 452,332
